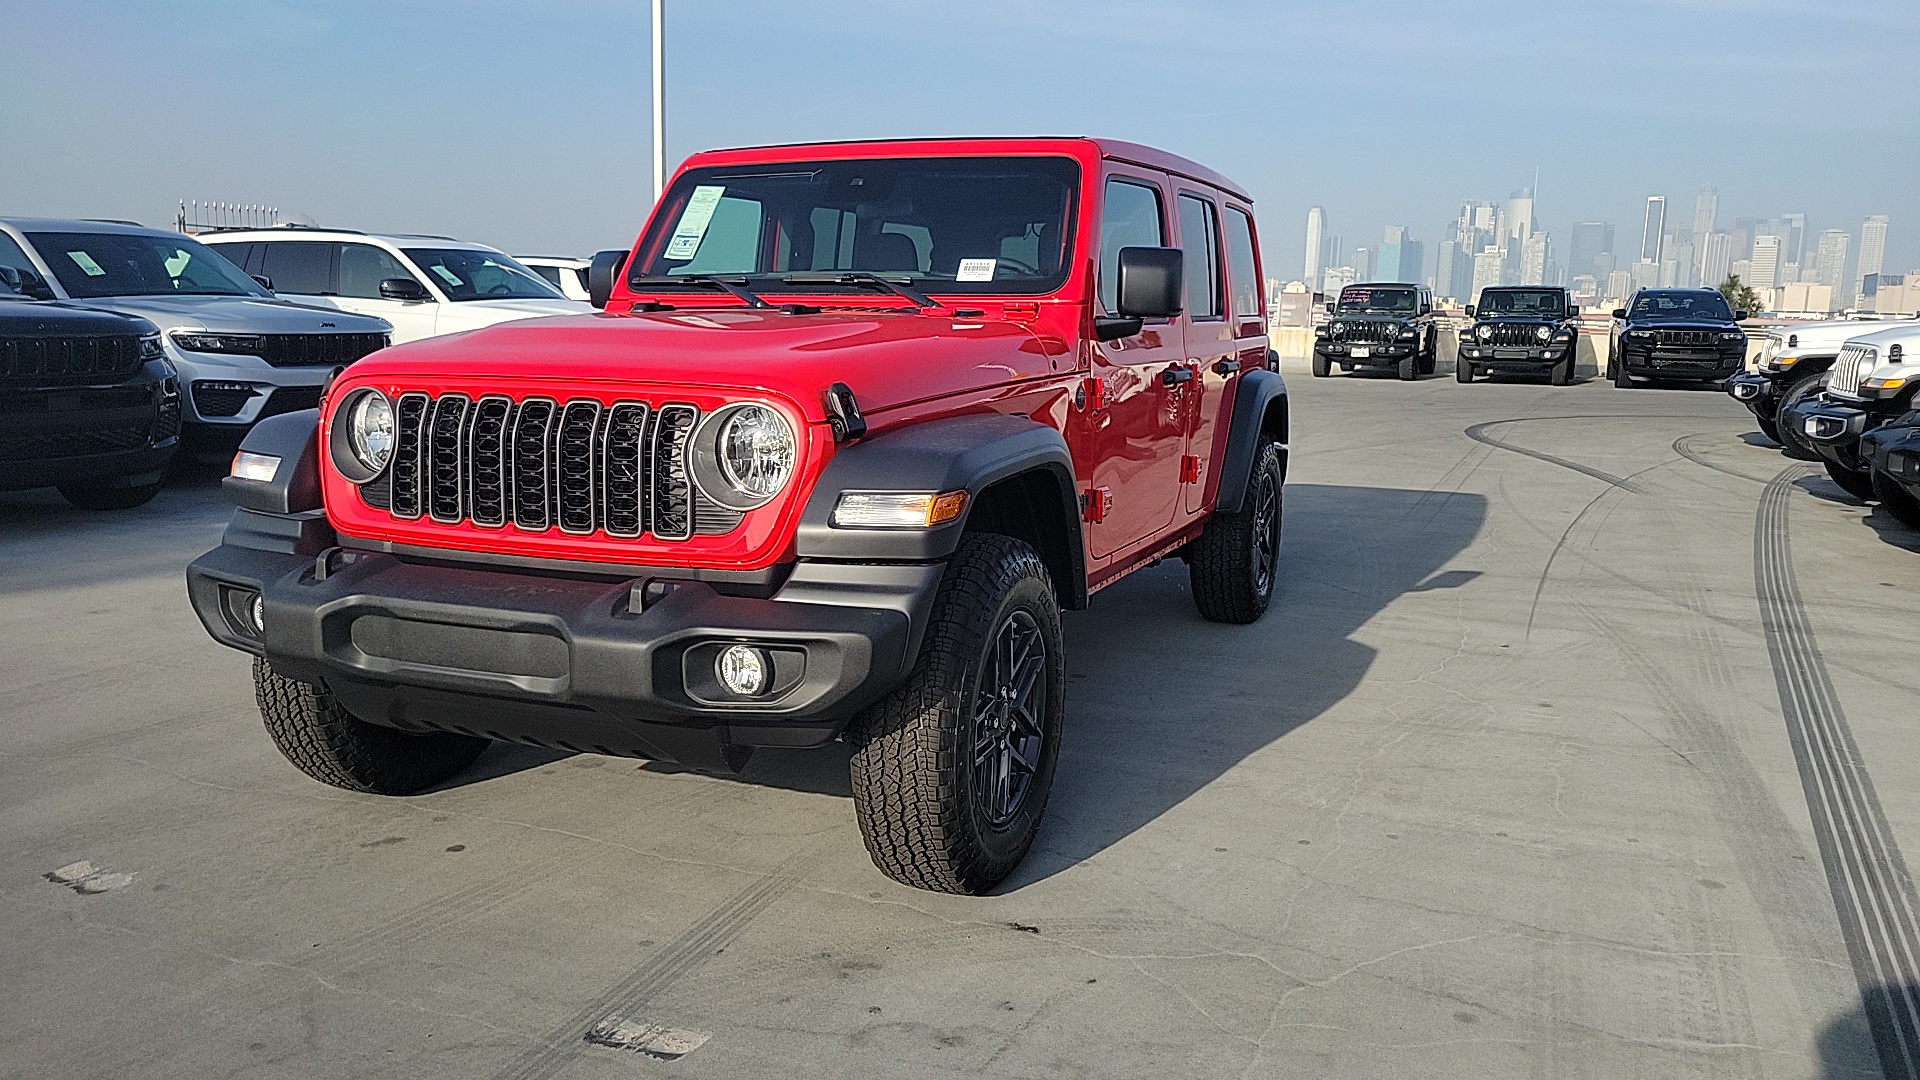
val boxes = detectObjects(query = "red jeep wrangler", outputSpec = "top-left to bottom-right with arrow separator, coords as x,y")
187,138 -> 1290,894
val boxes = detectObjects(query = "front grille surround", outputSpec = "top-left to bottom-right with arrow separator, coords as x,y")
374,391 -> 728,542
1339,321 -> 1400,345
1483,323 -> 1546,347
1829,344 -> 1876,399
1655,329 -> 1716,348
1,334 -> 143,384
256,333 -> 388,367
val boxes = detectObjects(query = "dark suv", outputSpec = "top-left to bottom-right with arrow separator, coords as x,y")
1456,286 -> 1580,385
1,266 -> 181,508
1609,288 -> 1747,389
1311,283 -> 1437,381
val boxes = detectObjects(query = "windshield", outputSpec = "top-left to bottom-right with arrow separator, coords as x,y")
1337,286 -> 1416,315
401,248 -> 566,302
630,156 -> 1079,296
1632,292 -> 1734,321
1478,290 -> 1565,316
27,231 -> 264,299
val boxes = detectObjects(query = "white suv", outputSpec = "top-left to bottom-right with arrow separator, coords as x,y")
515,256 -> 591,301
202,229 -> 589,345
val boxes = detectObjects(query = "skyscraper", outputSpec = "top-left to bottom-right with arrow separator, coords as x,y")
1857,215 -> 1889,302
1641,197 -> 1667,264
1781,213 -> 1807,266
1304,207 -> 1325,285
1522,234 -> 1549,286
1702,232 -> 1734,288
1470,247 -> 1503,301
1750,235 -> 1781,290
1691,185 -> 1717,279
1435,239 -> 1461,298
1812,229 -> 1851,296
1377,226 -> 1407,282
1568,222 -> 1614,285
1501,188 -> 1535,254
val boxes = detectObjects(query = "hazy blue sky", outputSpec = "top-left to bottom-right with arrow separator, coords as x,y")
5,0 -> 1915,277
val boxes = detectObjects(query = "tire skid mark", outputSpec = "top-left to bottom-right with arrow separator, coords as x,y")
1672,434 -> 1777,486
489,855 -> 807,1080
1465,418 -> 1647,493
1756,464 -> 1920,1080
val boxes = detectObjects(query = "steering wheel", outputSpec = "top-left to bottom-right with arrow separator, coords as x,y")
486,283 -> 513,295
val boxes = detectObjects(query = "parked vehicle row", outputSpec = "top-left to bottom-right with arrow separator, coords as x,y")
1777,321 -> 1920,512
183,136 -> 1292,895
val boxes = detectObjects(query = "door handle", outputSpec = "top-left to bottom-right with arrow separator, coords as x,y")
1161,366 -> 1195,386
1213,358 -> 1240,375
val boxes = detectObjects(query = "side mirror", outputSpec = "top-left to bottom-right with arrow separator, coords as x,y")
588,248 -> 630,310
379,278 -> 430,302
1325,301 -> 1338,313
1464,305 -> 1475,317
1115,246 -> 1183,319
251,274 -> 275,292
1734,310 -> 1749,321
0,265 -> 56,300
1611,308 -> 1628,320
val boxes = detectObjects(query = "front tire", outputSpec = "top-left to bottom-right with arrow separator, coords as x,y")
1613,359 -> 1636,389
1550,356 -> 1573,386
1873,470 -> 1920,530
1775,371 -> 1828,461
1311,353 -> 1330,378
1456,358 -> 1474,383
1756,415 -> 1783,446
848,534 -> 1065,894
1188,443 -> 1283,624
58,476 -> 163,510
1398,355 -> 1417,381
253,658 -> 489,794
1824,460 -> 1877,501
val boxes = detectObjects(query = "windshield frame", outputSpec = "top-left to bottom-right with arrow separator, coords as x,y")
1630,291 -> 1735,322
1476,289 -> 1567,317
399,247 -> 569,303
26,230 -> 268,300
1335,286 -> 1417,316
627,155 -> 1083,299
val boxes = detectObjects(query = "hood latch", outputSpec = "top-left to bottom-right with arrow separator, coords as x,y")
823,382 -> 866,443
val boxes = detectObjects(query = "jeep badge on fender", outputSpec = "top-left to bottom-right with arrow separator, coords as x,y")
185,137 -> 1293,895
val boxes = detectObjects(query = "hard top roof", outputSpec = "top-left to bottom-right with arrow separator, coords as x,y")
199,227 -> 495,249
1,217 -> 178,237
676,136 -> 1251,203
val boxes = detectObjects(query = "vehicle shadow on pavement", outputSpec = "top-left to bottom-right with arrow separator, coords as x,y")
1007,482 -> 1487,889
1814,987 -> 1904,1079
1861,504 -> 1920,554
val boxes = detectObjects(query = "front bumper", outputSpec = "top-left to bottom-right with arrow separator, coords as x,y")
0,362 -> 181,491
1457,341 -> 1573,367
187,525 -> 942,769
1862,422 -> 1920,502
1724,371 -> 1778,415
1315,340 -> 1417,365
1616,344 -> 1744,382
1781,395 -> 1874,471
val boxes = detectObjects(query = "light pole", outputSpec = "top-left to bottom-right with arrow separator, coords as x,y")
652,0 -> 665,205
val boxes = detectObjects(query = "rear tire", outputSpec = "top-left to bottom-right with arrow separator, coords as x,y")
1456,358 -> 1474,383
58,476 -> 163,510
1311,353 -> 1330,378
847,534 -> 1065,894
1873,469 -> 1920,530
253,658 -> 489,794
1188,443 -> 1283,624
1398,355 -> 1417,381
1775,371 -> 1828,461
1824,460 -> 1876,501
1756,415 -> 1783,446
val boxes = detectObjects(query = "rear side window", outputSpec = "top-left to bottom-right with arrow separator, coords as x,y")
1098,179 -> 1164,314
210,242 -> 261,276
261,242 -> 334,295
1177,194 -> 1221,319
529,265 -> 564,289
1223,208 -> 1261,319
337,243 -> 418,298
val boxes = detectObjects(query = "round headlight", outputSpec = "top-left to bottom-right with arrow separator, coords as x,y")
1476,324 -> 1493,341
1330,321 -> 1345,338
329,389 -> 393,482
1534,325 -> 1553,343
689,403 -> 796,511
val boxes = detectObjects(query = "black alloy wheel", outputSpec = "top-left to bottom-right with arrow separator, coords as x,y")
971,610 -> 1048,829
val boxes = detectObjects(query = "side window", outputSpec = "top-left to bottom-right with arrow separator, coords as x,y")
1223,208 -> 1262,320
337,243 -> 418,298
1177,194 -> 1221,320
260,241 -> 333,294
1098,178 -> 1165,314
209,242 -> 258,276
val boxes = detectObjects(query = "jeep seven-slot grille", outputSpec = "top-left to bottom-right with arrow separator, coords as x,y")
1485,323 -> 1541,347
374,392 -> 737,540
1342,322 -> 1399,345
1829,344 -> 1876,399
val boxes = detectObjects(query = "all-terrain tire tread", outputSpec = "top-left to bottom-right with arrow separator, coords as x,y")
253,658 -> 487,795
1187,444 -> 1282,624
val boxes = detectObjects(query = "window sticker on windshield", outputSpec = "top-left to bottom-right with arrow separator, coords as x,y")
956,258 -> 996,282
67,251 -> 107,277
164,251 -> 191,277
664,185 -> 726,260
430,264 -> 464,287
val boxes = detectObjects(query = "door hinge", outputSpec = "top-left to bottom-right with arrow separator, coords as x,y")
1080,486 -> 1112,523
1179,455 -> 1201,484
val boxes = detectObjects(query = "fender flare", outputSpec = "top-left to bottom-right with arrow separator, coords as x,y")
795,413 -> 1087,608
1213,368 -> 1289,515
222,409 -> 322,514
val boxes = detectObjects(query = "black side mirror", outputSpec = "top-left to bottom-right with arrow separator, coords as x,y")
1734,310 -> 1749,321
1464,304 -> 1475,317
1094,246 -> 1183,341
251,274 -> 275,292
1,265 -> 56,300
588,248 -> 630,310
1611,308 -> 1628,320
379,278 -> 430,302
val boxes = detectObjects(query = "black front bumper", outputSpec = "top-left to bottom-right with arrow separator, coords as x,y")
1724,371 -> 1777,416
1617,345 -> 1744,382
1863,422 -> 1920,502
1314,340 -> 1416,366
1781,395 -> 1877,471
1,364 -> 180,491
187,519 -> 942,770
1456,342 -> 1573,368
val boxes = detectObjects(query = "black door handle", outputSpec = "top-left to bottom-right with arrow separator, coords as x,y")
1161,366 -> 1194,386
1213,358 -> 1240,375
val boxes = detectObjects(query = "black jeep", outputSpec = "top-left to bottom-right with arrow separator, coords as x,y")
1312,283 -> 1437,381
1609,288 -> 1747,389
1456,286 -> 1580,385
1,266 -> 181,508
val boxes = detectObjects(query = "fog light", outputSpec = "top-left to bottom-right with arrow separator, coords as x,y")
250,594 -> 265,635
716,645 -> 769,696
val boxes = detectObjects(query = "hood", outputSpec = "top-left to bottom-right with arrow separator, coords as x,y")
1781,318 -> 1917,349
1477,313 -> 1566,322
1845,324 -> 1920,353
0,298 -> 156,337
65,295 -> 392,335
347,307 -> 1059,422
431,297 -> 596,331
1626,318 -> 1738,331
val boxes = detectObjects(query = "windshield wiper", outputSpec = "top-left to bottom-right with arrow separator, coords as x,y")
628,274 -> 770,309
781,272 -> 938,310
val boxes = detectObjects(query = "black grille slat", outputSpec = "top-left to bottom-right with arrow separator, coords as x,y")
602,403 -> 649,538
1656,329 -> 1715,347
427,395 -> 470,523
0,335 -> 142,384
254,333 -> 388,367
467,396 -> 512,527
554,401 -> 602,534
389,392 -> 430,519
510,399 -> 556,531
650,405 -> 698,541
1486,323 -> 1542,347
1344,322 -> 1397,344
